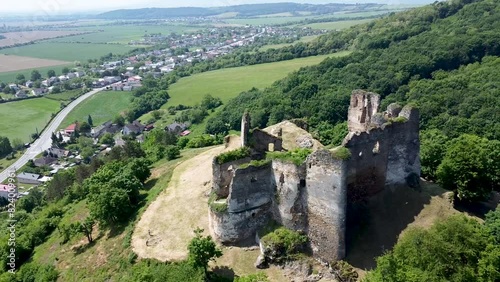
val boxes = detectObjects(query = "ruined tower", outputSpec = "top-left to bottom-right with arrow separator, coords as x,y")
241,111 -> 251,147
347,90 -> 380,133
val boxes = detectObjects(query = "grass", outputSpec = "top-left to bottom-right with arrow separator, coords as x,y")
60,90 -> 133,128
44,89 -> 84,102
51,25 -> 199,44
0,98 -> 61,143
0,64 -> 72,85
0,42 -> 136,62
163,52 -> 350,108
303,19 -> 374,30
259,35 -> 319,51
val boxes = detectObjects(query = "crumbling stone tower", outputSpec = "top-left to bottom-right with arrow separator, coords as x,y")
209,89 -> 420,264
348,90 -> 381,132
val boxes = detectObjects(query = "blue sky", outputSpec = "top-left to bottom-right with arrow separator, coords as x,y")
2,0 -> 434,13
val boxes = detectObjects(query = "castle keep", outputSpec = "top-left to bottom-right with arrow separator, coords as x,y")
209,90 -> 420,262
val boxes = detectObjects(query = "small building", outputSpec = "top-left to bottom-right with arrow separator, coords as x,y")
15,90 -> 28,99
32,88 -> 47,96
180,130 -> 191,137
25,80 -> 34,88
48,147 -> 70,158
34,156 -> 58,167
166,122 -> 188,134
123,121 -> 145,136
64,124 -> 77,135
17,172 -> 41,184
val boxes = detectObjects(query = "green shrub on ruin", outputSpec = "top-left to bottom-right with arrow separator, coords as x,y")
266,148 -> 312,165
215,147 -> 251,165
238,159 -> 271,169
331,147 -> 351,160
260,225 -> 308,256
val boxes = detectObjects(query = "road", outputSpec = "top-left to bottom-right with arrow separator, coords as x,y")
0,87 -> 105,184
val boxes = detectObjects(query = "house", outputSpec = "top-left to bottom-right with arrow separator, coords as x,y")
48,147 -> 70,158
74,71 -> 85,78
91,121 -> 118,138
166,122 -> 188,134
123,121 -> 145,135
8,84 -> 19,91
15,90 -> 28,98
58,75 -> 69,81
114,136 -> 126,147
34,156 -> 58,167
180,130 -> 191,137
42,77 -> 57,87
64,123 -> 78,135
66,73 -> 76,79
25,80 -> 34,88
32,88 -> 47,96
17,172 -> 41,184
0,184 -> 17,199
144,124 -> 154,131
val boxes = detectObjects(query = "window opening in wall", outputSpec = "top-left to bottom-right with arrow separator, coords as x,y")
373,141 -> 380,154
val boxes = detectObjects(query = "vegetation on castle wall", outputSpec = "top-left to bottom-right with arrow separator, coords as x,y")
391,116 -> 408,123
331,146 -> 351,160
260,226 -> 308,258
208,191 -> 228,213
238,159 -> 271,169
215,147 -> 251,165
267,148 -> 312,165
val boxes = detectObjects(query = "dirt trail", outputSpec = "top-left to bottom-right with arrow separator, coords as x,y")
132,137 -> 240,261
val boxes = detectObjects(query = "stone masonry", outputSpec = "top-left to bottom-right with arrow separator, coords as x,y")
209,90 -> 420,263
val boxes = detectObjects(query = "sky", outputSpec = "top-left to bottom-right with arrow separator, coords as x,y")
1,0 -> 433,14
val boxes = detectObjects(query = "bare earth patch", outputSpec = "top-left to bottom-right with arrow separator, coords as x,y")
0,54 -> 69,72
0,30 -> 89,48
132,137 -> 241,261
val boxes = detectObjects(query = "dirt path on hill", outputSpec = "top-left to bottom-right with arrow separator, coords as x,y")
132,137 -> 240,261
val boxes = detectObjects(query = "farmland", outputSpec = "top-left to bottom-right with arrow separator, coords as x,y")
0,64 -> 72,85
0,30 -> 89,48
0,42 -> 136,62
163,52 -> 350,108
50,24 -> 200,44
0,54 -> 69,73
60,90 -> 133,128
0,98 -> 60,143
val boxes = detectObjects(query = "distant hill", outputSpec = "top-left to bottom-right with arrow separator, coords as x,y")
96,2 -> 385,19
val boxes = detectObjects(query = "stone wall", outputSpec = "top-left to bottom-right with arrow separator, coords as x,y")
305,150 -> 348,262
212,157 -> 252,198
348,90 -> 380,133
251,129 -> 283,154
227,163 -> 274,213
271,160 -> 307,231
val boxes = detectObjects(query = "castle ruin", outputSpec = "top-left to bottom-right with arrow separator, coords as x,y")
208,90 -> 420,262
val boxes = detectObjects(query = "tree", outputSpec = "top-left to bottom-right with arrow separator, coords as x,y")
76,217 -> 95,244
62,67 -> 70,75
125,158 -> 151,183
437,134 -> 498,202
15,73 -> 26,85
30,70 -> 41,81
365,215 -> 500,282
100,133 -> 115,146
420,129 -> 449,180
187,228 -> 222,275
11,138 -> 24,151
0,136 -> 12,157
51,86 -> 61,94
113,115 -> 125,127
87,115 -> 93,127
47,69 -> 56,78
46,170 -> 74,201
79,121 -> 91,133
89,186 -> 133,226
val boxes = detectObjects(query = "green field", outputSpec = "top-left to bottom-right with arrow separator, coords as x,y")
0,42 -> 136,62
303,19 -> 374,30
60,90 -> 133,128
51,24 -> 200,44
0,64 -> 72,85
163,52 -> 350,108
259,35 -> 319,51
0,98 -> 60,143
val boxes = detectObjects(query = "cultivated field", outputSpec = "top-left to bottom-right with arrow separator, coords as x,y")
163,52 -> 350,107
59,90 -> 132,128
0,98 -> 60,143
50,24 -> 199,44
0,42 -> 136,61
0,54 -> 69,73
0,64 -> 72,85
0,30 -> 89,47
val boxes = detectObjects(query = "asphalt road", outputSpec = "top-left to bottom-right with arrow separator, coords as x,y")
0,87 -> 105,184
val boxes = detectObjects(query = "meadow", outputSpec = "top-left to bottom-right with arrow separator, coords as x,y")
259,35 -> 319,51
0,42 -> 136,62
0,64 -> 72,85
0,54 -> 68,73
60,90 -> 133,128
0,98 -> 60,142
50,24 -> 200,44
303,19 -> 374,30
163,52 -> 350,108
